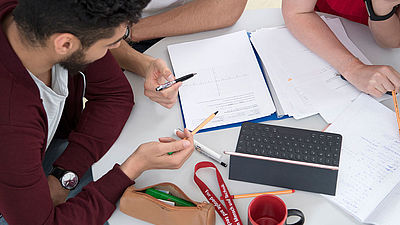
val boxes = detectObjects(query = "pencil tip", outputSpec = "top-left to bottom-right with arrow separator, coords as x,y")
292,190 -> 295,193
214,111 -> 219,115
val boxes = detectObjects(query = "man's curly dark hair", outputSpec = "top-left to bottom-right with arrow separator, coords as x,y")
13,0 -> 150,48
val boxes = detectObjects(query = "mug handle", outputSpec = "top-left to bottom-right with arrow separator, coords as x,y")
286,209 -> 305,225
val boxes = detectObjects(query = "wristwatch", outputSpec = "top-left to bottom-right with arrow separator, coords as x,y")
364,0 -> 399,21
50,167 -> 79,190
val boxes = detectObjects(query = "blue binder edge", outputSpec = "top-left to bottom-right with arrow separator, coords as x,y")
177,32 -> 289,133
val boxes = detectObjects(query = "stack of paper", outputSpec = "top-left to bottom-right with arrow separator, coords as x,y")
250,17 -> 367,123
167,17 -> 380,131
324,94 -> 400,225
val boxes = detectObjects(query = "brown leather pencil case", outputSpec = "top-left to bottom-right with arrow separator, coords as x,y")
120,182 -> 216,225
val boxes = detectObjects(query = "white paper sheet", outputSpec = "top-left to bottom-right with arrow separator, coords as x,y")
324,94 -> 400,223
250,18 -> 363,123
168,30 -> 276,130
366,182 -> 400,225
322,17 -> 371,65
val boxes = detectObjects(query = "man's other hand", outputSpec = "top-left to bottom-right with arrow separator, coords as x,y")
120,129 -> 194,180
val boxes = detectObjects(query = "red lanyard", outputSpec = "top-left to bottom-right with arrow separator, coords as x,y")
194,161 -> 243,225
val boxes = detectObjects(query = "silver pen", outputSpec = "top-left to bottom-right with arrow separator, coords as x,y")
156,73 -> 196,91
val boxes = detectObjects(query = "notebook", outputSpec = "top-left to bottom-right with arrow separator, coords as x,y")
324,94 -> 400,225
167,18 -> 367,132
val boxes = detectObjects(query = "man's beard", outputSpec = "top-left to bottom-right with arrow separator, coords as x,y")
59,48 -> 89,74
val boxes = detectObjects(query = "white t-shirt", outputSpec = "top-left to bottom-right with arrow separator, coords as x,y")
141,0 -> 188,18
28,64 -> 69,149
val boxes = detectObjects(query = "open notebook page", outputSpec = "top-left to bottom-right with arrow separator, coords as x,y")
324,94 -> 400,223
167,30 -> 276,131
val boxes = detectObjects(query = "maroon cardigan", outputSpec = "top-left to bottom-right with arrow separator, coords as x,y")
0,1 -> 135,224
316,0 -> 369,25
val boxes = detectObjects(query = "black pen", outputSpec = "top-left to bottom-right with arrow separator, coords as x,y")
155,73 -> 196,91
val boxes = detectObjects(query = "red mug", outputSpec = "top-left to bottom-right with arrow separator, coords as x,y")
248,195 -> 304,225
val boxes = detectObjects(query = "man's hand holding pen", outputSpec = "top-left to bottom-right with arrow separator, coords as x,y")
144,58 -> 181,109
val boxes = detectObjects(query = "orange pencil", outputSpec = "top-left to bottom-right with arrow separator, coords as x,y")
220,190 -> 295,200
191,111 -> 218,135
392,91 -> 400,136
169,111 -> 218,155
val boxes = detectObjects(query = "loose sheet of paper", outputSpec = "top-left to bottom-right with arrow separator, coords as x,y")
168,30 -> 276,130
321,17 -> 371,65
366,182 -> 400,225
250,18 -> 363,122
324,94 -> 400,223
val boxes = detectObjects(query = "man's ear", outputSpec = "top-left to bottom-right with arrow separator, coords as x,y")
52,33 -> 79,55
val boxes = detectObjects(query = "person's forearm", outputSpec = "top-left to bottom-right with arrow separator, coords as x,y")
131,0 -> 247,42
110,40 -> 154,76
369,1 -> 400,48
283,6 -> 363,77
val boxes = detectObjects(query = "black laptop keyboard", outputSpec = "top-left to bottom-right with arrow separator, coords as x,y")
235,122 -> 342,167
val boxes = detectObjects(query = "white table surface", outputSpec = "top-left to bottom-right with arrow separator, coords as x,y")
92,8 -> 400,225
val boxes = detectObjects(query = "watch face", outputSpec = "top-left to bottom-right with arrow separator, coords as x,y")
61,172 -> 79,190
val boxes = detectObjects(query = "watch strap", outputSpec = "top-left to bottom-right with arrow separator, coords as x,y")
365,0 -> 399,21
50,167 -> 66,180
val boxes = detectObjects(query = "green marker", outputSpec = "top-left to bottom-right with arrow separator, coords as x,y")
145,188 -> 196,207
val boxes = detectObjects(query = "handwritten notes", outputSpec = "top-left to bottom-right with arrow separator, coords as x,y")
325,94 -> 400,224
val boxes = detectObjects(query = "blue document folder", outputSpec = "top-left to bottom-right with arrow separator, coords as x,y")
176,32 -> 289,133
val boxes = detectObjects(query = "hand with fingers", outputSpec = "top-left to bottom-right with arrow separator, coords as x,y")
343,64 -> 400,97
144,58 -> 181,108
120,129 -> 194,180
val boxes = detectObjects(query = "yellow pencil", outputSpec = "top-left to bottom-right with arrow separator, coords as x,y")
191,111 -> 218,135
168,111 -> 218,155
220,190 -> 295,200
392,91 -> 400,136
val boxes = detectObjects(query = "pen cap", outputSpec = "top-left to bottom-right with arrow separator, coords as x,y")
173,128 -> 223,160
194,141 -> 223,160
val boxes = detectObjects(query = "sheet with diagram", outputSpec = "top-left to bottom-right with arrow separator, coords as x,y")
167,30 -> 276,131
